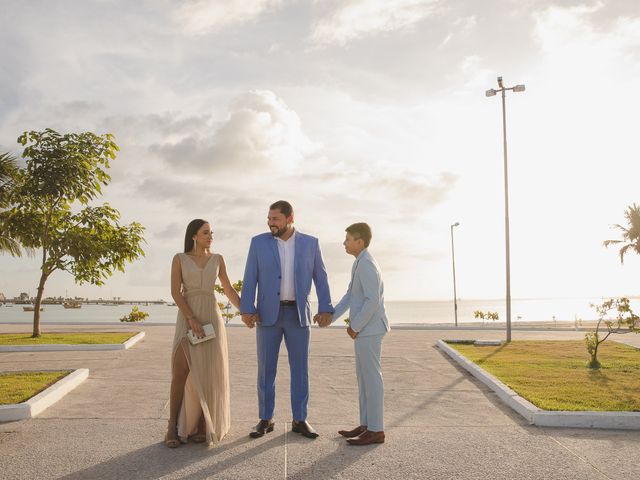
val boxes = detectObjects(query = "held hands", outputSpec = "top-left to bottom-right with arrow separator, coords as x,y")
313,312 -> 332,328
347,326 -> 358,340
241,313 -> 260,329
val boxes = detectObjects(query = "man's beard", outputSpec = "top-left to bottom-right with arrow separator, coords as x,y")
270,225 -> 288,237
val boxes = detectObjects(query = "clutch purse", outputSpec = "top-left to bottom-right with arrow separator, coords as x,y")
187,323 -> 216,345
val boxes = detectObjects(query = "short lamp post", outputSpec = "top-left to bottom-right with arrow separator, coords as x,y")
450,222 -> 460,327
485,76 -> 525,343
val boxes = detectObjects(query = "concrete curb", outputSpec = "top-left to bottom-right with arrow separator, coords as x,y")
436,339 -> 640,430
0,368 -> 89,421
0,331 -> 145,352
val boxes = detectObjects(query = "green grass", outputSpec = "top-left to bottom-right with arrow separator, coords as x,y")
0,371 -> 72,404
0,332 -> 138,345
450,340 -> 640,411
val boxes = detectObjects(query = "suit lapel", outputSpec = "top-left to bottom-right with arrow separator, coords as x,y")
269,236 -> 281,272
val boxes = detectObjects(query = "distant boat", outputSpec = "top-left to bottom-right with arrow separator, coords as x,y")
23,306 -> 44,312
167,302 -> 177,306
63,300 -> 82,309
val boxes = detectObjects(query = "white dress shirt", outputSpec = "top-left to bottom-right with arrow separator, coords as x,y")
276,229 -> 296,301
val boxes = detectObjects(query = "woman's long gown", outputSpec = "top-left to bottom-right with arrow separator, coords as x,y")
172,253 -> 230,446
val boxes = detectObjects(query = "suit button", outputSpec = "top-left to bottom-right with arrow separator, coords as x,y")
278,276 -> 281,279
277,292 -> 280,296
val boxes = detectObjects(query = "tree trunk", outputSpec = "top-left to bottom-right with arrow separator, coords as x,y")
32,271 -> 48,338
588,343 -> 601,369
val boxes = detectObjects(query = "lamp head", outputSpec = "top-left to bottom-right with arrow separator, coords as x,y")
497,76 -> 504,88
513,84 -> 526,92
485,89 -> 496,97
452,222 -> 460,227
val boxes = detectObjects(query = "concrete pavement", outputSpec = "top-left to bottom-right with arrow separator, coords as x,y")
1,323 -> 639,479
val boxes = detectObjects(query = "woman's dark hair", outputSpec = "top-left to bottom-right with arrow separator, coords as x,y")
184,219 -> 209,253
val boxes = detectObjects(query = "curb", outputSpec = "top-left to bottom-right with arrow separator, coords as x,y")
436,339 -> 640,430
0,368 -> 89,421
0,331 -> 145,352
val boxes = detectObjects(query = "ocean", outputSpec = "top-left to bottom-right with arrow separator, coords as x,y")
2,297 -> 638,326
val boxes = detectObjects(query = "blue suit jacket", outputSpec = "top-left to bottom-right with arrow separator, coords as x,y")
332,249 -> 390,337
240,231 -> 334,327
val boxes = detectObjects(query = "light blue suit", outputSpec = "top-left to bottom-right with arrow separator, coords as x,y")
332,248 -> 389,431
241,231 -> 333,421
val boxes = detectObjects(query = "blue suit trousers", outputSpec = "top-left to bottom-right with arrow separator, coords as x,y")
256,305 -> 310,421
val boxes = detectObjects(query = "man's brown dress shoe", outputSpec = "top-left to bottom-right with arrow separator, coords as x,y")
250,419 -> 275,438
291,420 -> 319,439
347,430 -> 385,446
338,425 -> 367,438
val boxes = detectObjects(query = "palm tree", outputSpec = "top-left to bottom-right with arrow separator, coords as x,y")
0,152 -> 26,257
603,203 -> 640,264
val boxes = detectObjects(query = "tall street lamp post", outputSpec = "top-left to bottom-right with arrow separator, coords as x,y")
450,222 -> 460,327
485,76 -> 525,343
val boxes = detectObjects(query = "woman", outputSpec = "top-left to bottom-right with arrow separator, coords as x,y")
166,219 -> 240,447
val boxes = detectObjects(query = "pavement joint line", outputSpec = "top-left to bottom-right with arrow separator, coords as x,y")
0,331 -> 145,352
0,368 -> 89,421
548,435 -> 613,480
284,422 -> 288,479
436,339 -> 640,430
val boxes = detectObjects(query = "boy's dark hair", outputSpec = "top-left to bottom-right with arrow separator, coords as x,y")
346,222 -> 372,248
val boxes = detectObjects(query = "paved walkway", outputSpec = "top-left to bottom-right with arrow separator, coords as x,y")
1,323 -> 639,479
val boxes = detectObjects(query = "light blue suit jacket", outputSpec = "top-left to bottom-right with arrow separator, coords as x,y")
240,231 -> 334,327
332,249 -> 390,337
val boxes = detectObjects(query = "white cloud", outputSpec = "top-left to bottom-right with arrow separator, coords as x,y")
152,90 -> 319,172
310,0 -> 438,47
175,0 -> 285,35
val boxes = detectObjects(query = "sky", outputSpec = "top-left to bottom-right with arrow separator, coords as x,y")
0,0 -> 639,302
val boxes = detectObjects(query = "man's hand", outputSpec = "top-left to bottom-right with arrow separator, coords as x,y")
242,313 -> 259,329
347,326 -> 358,339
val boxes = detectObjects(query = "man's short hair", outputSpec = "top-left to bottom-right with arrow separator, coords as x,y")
346,222 -> 372,248
269,200 -> 293,217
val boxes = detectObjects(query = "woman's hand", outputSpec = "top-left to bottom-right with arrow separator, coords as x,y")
188,317 -> 205,337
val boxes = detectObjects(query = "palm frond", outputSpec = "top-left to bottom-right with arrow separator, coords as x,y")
0,234 -> 24,257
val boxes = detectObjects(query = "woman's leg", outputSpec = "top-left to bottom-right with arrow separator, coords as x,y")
167,343 -> 189,445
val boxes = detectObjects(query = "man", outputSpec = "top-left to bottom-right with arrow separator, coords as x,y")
240,200 -> 333,439
324,222 -> 390,445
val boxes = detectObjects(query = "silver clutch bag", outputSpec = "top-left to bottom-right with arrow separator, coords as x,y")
187,323 -> 216,344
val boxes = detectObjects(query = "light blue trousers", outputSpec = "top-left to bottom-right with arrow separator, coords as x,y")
256,305 -> 310,422
354,333 -> 385,432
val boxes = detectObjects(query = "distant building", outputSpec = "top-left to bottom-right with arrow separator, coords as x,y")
0,293 -> 5,302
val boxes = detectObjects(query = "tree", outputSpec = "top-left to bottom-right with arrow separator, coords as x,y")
0,152 -> 30,257
584,297 -> 639,369
3,129 -> 145,337
214,280 -> 242,324
603,203 -> 640,264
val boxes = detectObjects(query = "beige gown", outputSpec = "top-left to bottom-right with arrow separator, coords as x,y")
172,253 -> 230,446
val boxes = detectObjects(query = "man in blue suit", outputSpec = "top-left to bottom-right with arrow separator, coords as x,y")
241,200 -> 334,439
327,222 -> 390,445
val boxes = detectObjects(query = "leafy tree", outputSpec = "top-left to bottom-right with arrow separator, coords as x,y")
215,280 -> 242,324
3,129 -> 145,337
585,297 -> 639,369
0,152 -> 31,257
474,310 -> 499,327
603,203 -> 640,264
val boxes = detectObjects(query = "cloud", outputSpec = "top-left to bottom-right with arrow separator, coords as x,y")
175,0 -> 285,35
310,0 -> 438,47
151,90 -> 319,172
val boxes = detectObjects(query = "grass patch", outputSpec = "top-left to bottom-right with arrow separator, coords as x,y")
449,340 -> 640,411
0,332 -> 138,346
0,371 -> 72,404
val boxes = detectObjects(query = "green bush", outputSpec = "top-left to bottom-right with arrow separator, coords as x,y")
120,306 -> 149,323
